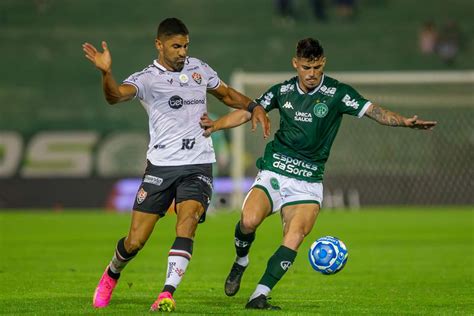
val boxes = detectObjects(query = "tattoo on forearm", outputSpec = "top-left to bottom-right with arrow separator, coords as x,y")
367,105 -> 405,127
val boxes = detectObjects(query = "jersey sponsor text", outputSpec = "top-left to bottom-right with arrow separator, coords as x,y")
320,85 -> 337,96
272,152 -> 317,178
294,111 -> 313,122
342,94 -> 360,109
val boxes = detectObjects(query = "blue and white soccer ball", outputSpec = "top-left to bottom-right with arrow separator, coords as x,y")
308,236 -> 348,275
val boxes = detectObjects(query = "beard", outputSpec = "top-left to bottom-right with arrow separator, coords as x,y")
174,61 -> 185,72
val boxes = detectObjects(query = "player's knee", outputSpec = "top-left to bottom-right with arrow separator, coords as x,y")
125,237 -> 146,253
240,213 -> 263,232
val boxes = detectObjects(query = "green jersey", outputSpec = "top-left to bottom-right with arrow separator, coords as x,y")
254,75 -> 371,182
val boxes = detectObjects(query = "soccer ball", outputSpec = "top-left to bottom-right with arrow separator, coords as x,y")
308,236 -> 348,275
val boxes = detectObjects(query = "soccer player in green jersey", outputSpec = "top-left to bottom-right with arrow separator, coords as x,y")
200,38 -> 437,310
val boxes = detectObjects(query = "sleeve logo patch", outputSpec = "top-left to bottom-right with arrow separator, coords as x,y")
261,92 -> 274,108
342,94 -> 360,109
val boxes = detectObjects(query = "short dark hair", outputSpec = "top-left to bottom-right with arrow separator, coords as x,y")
157,18 -> 189,39
296,38 -> 324,60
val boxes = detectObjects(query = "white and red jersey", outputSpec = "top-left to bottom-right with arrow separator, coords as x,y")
124,57 -> 221,166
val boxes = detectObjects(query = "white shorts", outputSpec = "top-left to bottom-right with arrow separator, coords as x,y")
245,170 -> 323,213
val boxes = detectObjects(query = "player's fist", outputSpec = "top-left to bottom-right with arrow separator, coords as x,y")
200,113 -> 215,137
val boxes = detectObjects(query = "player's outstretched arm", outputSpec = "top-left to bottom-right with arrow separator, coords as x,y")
208,82 -> 270,138
200,111 -> 251,137
364,104 -> 437,130
82,41 -> 136,105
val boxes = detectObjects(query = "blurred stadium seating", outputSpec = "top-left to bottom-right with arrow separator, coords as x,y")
0,0 -> 472,208
230,70 -> 473,207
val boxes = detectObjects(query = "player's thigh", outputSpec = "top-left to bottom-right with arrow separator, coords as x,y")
240,187 -> 273,230
249,170 -> 284,214
282,203 -> 320,235
279,176 -> 322,237
281,203 -> 320,250
175,163 -> 213,225
133,161 -> 177,217
280,176 -> 323,209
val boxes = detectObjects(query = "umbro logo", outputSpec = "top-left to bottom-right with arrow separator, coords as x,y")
280,261 -> 292,270
283,101 -> 293,109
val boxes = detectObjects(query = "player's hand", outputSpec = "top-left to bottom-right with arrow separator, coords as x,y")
251,105 -> 271,139
200,113 -> 215,137
404,115 -> 438,130
82,41 -> 112,73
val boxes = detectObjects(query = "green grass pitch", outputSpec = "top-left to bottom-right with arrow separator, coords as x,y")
0,207 -> 472,315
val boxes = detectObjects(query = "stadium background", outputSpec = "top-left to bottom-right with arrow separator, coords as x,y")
1,0 -> 473,209
0,1 -> 473,315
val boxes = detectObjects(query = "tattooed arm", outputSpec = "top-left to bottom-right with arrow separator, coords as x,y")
364,104 -> 437,130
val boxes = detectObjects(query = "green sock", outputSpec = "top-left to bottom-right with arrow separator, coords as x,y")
258,245 -> 297,289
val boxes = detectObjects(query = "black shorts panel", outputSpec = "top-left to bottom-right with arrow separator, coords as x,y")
175,166 -> 213,223
132,162 -> 213,221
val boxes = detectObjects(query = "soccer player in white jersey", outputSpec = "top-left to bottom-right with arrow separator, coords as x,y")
82,18 -> 269,312
200,38 -> 437,310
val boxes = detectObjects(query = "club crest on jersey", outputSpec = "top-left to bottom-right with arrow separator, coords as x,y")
192,72 -> 202,84
270,177 -> 280,190
179,74 -> 189,83
314,103 -> 329,118
136,188 -> 147,204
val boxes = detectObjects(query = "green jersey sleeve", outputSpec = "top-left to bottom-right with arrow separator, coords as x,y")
254,84 -> 280,112
337,83 -> 372,118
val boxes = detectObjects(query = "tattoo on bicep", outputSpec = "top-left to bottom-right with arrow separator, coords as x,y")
367,105 -> 404,126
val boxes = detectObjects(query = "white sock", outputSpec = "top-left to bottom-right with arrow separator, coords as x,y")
109,240 -> 137,274
236,255 -> 249,267
109,252 -> 129,274
164,253 -> 191,289
249,284 -> 271,301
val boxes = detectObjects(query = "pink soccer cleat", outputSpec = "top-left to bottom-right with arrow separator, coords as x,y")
93,266 -> 118,308
150,291 -> 176,312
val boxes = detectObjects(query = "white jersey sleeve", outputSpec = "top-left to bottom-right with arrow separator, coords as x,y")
123,66 -> 154,100
200,62 -> 221,90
